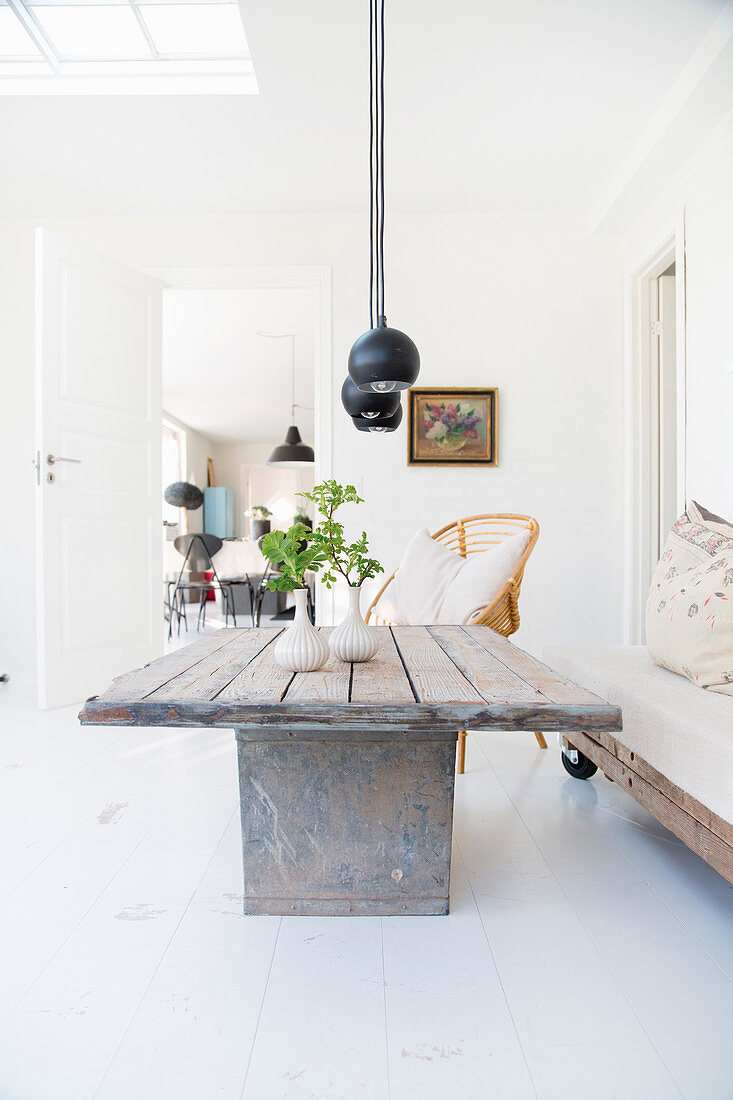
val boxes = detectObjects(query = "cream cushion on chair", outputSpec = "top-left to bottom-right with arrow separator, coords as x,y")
378,526 -> 531,625
441,529 -> 530,623
646,501 -> 733,695
369,587 -> 401,625
391,529 -> 464,624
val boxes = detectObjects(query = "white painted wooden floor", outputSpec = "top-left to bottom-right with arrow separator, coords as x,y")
1,679 -> 732,1100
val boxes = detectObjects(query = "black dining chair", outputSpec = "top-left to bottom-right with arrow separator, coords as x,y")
168,533 -> 252,637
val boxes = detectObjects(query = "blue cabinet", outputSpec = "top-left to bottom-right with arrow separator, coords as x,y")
204,487 -> 234,539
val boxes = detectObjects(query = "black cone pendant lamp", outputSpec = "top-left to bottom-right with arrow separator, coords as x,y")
267,424 -> 313,466
262,332 -> 315,467
344,0 -> 419,429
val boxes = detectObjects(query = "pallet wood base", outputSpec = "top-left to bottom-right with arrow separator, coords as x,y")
566,730 -> 733,885
236,727 -> 457,916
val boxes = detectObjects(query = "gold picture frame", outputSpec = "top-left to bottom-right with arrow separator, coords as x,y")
407,387 -> 498,466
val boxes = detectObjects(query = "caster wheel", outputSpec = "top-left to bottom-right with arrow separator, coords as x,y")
561,749 -> 598,780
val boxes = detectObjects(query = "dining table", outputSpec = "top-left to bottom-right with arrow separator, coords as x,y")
79,624 -> 621,916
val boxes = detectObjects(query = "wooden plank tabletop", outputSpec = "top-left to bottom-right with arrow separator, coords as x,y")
79,626 -> 622,734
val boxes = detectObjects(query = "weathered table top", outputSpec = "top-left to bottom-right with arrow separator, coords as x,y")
79,625 -> 622,734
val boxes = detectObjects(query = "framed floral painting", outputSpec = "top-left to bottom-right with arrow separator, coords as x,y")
407,388 -> 498,466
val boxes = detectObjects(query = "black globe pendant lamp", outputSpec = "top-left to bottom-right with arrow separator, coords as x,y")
347,0 -> 420,404
352,403 -> 403,433
341,375 -> 400,420
349,325 -> 419,394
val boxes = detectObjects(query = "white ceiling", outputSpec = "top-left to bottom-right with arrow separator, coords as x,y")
0,0 -> 728,218
162,287 -> 316,444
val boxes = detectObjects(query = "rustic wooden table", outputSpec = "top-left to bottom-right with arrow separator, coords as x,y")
80,625 -> 621,916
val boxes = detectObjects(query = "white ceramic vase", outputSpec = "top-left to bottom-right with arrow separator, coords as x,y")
273,588 -> 329,672
330,584 -> 379,663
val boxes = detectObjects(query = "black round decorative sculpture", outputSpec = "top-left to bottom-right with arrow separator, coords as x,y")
164,482 -> 204,511
348,323 -> 420,393
352,403 -> 403,433
341,375 -> 401,419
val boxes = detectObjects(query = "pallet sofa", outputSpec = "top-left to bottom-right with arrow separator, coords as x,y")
544,645 -> 733,884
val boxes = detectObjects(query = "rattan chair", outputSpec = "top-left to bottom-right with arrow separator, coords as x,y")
366,513 -> 542,773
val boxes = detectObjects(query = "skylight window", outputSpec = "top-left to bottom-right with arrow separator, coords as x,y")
0,4 -> 42,54
0,0 -> 257,94
34,5 -> 149,57
140,3 -> 247,55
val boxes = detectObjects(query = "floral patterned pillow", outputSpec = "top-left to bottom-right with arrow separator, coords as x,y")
646,501 -> 733,694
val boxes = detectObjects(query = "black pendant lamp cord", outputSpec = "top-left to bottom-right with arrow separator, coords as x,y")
379,0 -> 385,326
369,0 -> 374,329
369,0 -> 386,330
290,335 -> 295,423
346,0 -> 419,415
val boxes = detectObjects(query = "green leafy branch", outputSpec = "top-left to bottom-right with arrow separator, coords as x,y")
260,524 -> 329,592
298,480 -> 384,589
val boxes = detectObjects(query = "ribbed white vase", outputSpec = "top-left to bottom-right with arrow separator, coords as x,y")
273,588 -> 329,672
330,584 -> 379,663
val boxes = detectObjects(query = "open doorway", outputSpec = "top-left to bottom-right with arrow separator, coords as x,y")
160,285 -> 318,645
625,223 -> 686,642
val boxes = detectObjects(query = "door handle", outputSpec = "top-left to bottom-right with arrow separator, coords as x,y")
46,454 -> 81,465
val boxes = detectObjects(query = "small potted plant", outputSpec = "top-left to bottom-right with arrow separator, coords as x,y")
299,480 -> 384,663
246,505 -> 272,542
260,524 -> 330,671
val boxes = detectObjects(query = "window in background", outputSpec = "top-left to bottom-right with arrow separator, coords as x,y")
162,417 -> 185,527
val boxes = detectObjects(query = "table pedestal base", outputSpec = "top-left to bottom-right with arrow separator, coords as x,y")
235,727 -> 457,916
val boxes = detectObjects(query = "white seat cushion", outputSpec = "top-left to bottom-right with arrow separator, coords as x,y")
544,645 -> 733,824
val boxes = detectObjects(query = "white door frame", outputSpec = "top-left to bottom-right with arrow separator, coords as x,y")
623,213 -> 687,643
150,265 -> 334,624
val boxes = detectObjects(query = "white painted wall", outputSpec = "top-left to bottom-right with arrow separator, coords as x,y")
212,441 -> 272,537
624,106 -> 733,520
0,211 -> 625,683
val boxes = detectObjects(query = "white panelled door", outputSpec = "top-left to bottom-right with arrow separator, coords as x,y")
35,229 -> 163,709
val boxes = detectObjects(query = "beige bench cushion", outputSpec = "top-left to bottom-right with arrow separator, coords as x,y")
543,645 -> 733,824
